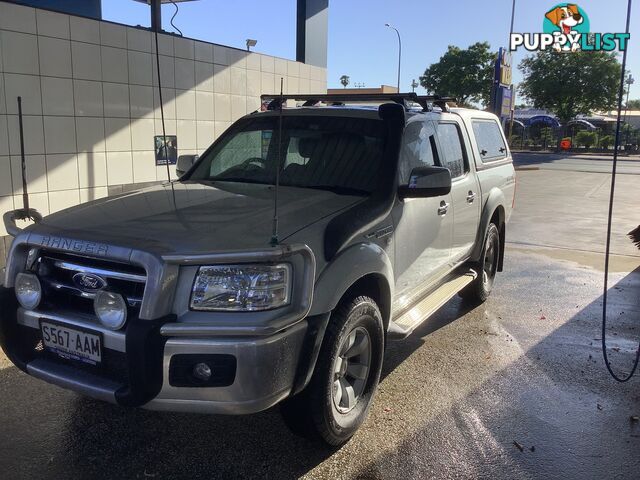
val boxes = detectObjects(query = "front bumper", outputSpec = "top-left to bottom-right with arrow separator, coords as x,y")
0,287 -> 327,414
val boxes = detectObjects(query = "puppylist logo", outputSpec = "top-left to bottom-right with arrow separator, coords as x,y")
510,4 -> 630,53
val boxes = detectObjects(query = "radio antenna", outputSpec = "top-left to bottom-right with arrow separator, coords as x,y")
153,28 -> 172,184
270,77 -> 284,246
17,97 -> 30,215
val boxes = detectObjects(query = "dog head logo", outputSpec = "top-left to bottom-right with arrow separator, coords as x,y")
543,4 -> 590,35
545,5 -> 583,35
543,4 -> 590,51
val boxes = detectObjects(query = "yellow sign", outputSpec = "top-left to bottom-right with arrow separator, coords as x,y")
500,51 -> 512,86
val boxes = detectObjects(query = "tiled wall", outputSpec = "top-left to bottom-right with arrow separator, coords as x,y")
0,1 -> 327,237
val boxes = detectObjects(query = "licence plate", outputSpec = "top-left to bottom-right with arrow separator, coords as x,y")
40,320 -> 102,365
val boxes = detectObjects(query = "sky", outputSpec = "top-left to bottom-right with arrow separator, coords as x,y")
103,0 -> 640,100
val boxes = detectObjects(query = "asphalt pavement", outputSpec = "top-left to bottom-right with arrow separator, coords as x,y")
0,156 -> 639,479
513,151 -> 640,175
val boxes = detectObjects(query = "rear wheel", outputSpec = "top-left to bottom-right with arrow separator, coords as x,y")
280,295 -> 384,446
460,223 -> 500,303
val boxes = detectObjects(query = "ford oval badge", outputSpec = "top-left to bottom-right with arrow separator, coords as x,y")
73,273 -> 107,291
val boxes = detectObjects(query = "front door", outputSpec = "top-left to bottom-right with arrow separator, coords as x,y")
392,118 -> 453,310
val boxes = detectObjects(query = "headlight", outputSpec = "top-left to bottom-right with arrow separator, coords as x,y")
15,272 -> 42,310
191,264 -> 291,311
94,290 -> 128,330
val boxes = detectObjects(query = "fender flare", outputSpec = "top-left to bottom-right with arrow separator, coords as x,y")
471,188 -> 506,267
309,242 -> 394,319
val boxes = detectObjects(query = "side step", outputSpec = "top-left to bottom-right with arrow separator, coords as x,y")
388,270 -> 477,340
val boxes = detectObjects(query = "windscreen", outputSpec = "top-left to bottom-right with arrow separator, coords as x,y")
188,115 -> 387,195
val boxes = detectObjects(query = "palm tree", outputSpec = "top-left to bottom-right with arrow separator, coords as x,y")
630,226 -> 640,249
340,75 -> 350,88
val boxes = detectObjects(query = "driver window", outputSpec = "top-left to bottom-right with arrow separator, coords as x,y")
398,120 -> 438,185
284,137 -> 308,167
209,130 -> 267,176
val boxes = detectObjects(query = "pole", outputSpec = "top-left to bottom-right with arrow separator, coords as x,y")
602,0 -> 638,382
623,75 -> 633,147
508,85 -> 515,141
509,0 -> 516,36
150,0 -> 162,32
508,0 -> 516,137
386,24 -> 401,92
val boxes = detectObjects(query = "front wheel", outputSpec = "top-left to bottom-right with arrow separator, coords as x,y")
280,296 -> 384,446
460,223 -> 500,303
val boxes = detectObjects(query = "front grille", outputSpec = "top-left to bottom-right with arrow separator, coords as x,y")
35,250 -> 147,322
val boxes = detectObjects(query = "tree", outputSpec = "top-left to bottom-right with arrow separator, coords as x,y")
339,75 -> 350,88
538,127 -> 556,149
576,130 -> 597,149
419,42 -> 495,107
518,51 -> 621,124
626,99 -> 640,109
599,135 -> 614,149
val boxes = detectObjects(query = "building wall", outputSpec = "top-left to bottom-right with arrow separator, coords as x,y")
0,1 -> 328,243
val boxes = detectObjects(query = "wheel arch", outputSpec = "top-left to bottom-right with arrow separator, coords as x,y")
291,244 -> 393,395
471,188 -> 507,271
339,273 -> 392,332
310,242 -> 394,331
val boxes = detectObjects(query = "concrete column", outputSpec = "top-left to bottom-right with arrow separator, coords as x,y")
150,0 -> 162,32
296,0 -> 328,68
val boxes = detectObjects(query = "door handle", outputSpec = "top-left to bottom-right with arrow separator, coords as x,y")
466,191 -> 476,203
438,201 -> 449,216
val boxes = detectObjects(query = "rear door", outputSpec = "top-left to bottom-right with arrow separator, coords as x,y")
392,117 -> 453,307
433,118 -> 481,264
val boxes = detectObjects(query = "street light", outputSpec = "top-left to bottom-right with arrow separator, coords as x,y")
246,39 -> 257,52
411,79 -> 419,92
385,23 -> 401,92
623,73 -> 635,146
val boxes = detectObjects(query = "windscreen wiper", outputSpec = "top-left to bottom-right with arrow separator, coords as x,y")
208,177 -> 270,185
302,185 -> 369,196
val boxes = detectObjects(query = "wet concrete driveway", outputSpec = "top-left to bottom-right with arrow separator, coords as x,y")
1,160 -> 639,479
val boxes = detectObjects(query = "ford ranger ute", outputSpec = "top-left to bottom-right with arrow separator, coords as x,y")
0,93 -> 515,446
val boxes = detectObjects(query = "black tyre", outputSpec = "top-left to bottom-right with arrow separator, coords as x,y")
280,296 -> 384,446
460,223 -> 500,303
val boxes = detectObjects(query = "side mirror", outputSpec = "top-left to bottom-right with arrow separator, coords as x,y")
176,154 -> 198,178
398,166 -> 452,199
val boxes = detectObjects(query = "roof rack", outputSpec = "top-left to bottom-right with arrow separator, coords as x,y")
259,93 -> 458,112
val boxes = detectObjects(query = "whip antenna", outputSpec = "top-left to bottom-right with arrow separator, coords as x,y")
153,28 -> 172,183
270,78 -> 284,246
17,97 -> 30,215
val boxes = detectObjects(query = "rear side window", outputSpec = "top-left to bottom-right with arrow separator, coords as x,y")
436,123 -> 466,179
472,120 -> 508,162
398,121 -> 438,184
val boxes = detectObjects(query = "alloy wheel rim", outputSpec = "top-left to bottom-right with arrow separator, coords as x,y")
332,326 -> 372,414
483,237 -> 498,286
